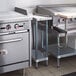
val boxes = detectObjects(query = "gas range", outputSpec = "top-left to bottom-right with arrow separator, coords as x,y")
0,10 -> 32,36
0,11 -> 32,33
0,11 -> 32,74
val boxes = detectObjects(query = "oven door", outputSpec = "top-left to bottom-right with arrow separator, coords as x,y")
0,30 -> 29,67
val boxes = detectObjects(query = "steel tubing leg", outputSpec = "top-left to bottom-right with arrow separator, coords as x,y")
41,31 -> 44,48
46,60 -> 48,66
33,24 -> 36,48
64,19 -> 68,46
65,33 -> 68,47
36,62 -> 38,68
35,21 -> 39,68
45,21 -> 48,57
45,21 -> 48,66
57,35 -> 60,47
57,58 -> 60,68
23,69 -> 26,76
35,21 -> 38,61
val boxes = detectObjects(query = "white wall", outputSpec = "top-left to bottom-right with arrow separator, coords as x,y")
14,0 -> 76,7
0,0 -> 14,12
0,0 -> 76,12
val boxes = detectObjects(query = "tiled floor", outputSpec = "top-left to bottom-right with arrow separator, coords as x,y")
1,56 -> 76,76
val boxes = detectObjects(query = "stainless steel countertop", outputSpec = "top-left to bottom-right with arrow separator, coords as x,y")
36,5 -> 76,18
0,11 -> 32,23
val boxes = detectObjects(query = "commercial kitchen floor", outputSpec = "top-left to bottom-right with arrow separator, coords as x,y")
1,56 -> 76,76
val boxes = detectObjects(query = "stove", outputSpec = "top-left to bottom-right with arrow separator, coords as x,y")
0,11 -> 32,74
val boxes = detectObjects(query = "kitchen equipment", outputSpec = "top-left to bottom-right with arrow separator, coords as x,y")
14,7 -> 52,68
34,4 -> 76,67
0,11 -> 32,74
32,15 -> 52,68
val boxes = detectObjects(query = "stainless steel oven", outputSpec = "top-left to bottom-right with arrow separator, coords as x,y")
0,11 -> 32,73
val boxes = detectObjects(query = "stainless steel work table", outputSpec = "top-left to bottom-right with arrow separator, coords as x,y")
35,5 -> 76,67
32,15 -> 52,68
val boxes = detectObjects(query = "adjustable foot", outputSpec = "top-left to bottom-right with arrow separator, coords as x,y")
46,60 -> 48,66
36,62 -> 38,68
23,69 -> 26,76
57,58 -> 60,68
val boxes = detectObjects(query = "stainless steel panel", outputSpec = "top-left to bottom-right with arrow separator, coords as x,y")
48,44 -> 76,58
0,31 -> 29,66
0,62 -> 29,74
0,21 -> 29,33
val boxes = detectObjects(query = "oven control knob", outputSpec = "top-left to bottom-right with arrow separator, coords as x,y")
14,24 -> 19,29
6,25 -> 11,30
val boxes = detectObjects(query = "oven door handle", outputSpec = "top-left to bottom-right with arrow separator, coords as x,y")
15,29 -> 29,33
0,38 -> 22,44
0,29 -> 29,36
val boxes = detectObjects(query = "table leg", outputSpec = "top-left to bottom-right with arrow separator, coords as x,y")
57,58 -> 60,67
45,21 -> 48,57
23,69 -> 26,76
33,24 -> 36,48
35,21 -> 38,59
41,31 -> 44,48
35,21 -> 40,68
36,62 -> 38,68
46,60 -> 48,66
64,19 -> 68,46
57,34 -> 60,47
45,21 -> 48,66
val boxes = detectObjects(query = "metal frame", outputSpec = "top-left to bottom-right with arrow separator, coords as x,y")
35,5 -> 76,67
33,19 -> 49,68
51,17 -> 76,67
57,18 -> 67,67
